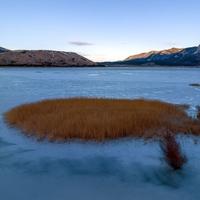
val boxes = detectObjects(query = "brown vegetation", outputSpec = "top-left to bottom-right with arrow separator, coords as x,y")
197,106 -> 200,120
160,133 -> 187,170
4,98 -> 200,141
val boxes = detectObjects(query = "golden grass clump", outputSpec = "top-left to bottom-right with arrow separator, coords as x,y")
4,98 -> 200,141
197,106 -> 200,120
160,133 -> 187,170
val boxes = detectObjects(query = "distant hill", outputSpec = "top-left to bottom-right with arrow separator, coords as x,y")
104,45 -> 200,66
125,48 -> 183,61
0,49 -> 96,67
0,47 -> 9,53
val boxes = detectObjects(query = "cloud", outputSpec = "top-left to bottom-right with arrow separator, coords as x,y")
69,41 -> 94,46
165,42 -> 178,47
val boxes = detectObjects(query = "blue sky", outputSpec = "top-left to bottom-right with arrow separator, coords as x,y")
0,0 -> 200,61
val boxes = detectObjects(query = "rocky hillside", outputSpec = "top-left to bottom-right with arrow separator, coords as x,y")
125,48 -> 183,60
109,45 -> 200,66
0,49 -> 96,66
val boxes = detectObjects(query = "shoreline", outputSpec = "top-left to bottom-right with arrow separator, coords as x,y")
0,64 -> 200,68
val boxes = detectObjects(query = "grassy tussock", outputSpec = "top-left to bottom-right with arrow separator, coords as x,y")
4,98 -> 200,141
197,106 -> 200,120
160,133 -> 187,170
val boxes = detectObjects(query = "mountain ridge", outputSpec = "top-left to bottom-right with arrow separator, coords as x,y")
125,48 -> 183,60
104,45 -> 200,66
0,47 -> 9,53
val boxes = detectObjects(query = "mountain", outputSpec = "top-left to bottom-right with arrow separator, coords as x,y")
125,48 -> 183,60
0,49 -> 96,66
106,45 -> 200,66
0,47 -> 9,53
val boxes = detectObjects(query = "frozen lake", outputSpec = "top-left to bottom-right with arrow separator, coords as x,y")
0,66 -> 200,200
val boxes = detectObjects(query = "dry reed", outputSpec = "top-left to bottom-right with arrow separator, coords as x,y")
160,133 -> 187,170
197,106 -> 200,120
4,98 -> 200,141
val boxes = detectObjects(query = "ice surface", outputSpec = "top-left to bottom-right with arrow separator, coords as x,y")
0,66 -> 200,200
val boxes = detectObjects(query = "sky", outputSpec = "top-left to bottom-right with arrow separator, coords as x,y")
0,0 -> 200,61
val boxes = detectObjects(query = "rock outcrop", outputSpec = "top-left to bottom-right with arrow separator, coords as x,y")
0,49 -> 96,66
